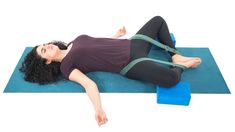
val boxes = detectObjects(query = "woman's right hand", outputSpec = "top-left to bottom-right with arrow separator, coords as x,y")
95,108 -> 108,126
68,69 -> 108,126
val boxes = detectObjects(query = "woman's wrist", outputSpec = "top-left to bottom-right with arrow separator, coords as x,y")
95,106 -> 103,112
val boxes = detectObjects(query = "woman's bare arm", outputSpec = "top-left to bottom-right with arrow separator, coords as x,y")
69,69 -> 108,126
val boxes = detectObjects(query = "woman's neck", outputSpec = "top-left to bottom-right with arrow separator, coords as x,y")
58,44 -> 73,62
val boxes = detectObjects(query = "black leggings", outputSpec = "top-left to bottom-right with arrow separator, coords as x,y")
125,16 -> 182,88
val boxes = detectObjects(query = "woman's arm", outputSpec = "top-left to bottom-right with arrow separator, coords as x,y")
112,26 -> 126,39
69,69 -> 108,126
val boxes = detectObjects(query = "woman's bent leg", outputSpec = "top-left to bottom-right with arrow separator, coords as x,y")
125,60 -> 182,88
132,16 -> 176,56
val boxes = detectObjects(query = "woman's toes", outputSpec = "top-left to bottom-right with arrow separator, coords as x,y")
174,58 -> 202,68
191,58 -> 202,68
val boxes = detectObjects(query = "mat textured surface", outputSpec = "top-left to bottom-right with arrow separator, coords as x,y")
4,47 -> 230,93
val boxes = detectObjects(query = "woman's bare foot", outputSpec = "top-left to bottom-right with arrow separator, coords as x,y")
172,54 -> 202,68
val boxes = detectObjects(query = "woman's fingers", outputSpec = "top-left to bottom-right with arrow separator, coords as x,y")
95,112 -> 108,126
120,26 -> 126,35
102,115 -> 108,124
123,26 -> 126,31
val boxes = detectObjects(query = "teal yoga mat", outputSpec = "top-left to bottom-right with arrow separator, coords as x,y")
4,47 -> 230,93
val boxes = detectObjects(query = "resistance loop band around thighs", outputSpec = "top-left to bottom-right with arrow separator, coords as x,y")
119,34 -> 187,76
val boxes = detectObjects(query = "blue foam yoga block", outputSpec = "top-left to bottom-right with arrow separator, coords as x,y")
157,82 -> 191,106
170,33 -> 176,45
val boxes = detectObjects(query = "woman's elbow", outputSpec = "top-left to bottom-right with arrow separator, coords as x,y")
83,81 -> 97,90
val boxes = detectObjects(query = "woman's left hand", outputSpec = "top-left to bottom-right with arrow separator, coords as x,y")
113,26 -> 126,38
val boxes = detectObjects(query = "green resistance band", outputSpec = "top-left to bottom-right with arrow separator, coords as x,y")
120,34 -> 187,76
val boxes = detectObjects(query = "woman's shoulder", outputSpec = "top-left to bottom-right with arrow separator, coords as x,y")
72,34 -> 92,42
60,54 -> 76,79
77,34 -> 91,39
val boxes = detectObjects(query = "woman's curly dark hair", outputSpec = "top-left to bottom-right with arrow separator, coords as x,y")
20,41 -> 68,85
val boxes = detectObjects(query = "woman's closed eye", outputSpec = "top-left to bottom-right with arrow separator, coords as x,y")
42,48 -> 46,53
41,46 -> 46,54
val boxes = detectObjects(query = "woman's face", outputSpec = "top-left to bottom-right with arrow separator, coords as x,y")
36,43 -> 60,63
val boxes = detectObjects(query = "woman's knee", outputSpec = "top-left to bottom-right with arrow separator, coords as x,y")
152,16 -> 164,22
159,73 -> 180,88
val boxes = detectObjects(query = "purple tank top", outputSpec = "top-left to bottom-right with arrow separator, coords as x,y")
60,35 -> 131,79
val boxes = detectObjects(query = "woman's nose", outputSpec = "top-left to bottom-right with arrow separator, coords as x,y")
43,44 -> 48,48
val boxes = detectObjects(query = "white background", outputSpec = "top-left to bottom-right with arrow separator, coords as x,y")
0,0 -> 235,131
